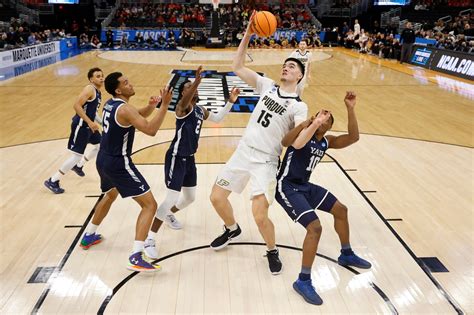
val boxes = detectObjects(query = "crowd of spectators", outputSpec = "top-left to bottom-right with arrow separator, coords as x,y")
412,0 -> 471,8
338,11 -> 474,60
110,2 -> 314,31
110,3 -> 206,28
0,17 -> 68,51
218,3 -> 313,32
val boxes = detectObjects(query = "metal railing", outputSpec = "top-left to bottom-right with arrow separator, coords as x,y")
8,0 -> 40,23
459,8 -> 471,17
381,7 -> 401,28
306,4 -> 321,30
101,0 -> 121,28
438,15 -> 452,23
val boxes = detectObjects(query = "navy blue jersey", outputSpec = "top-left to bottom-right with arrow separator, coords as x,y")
169,105 -> 205,156
72,85 -> 101,125
277,136 -> 329,185
100,98 -> 135,157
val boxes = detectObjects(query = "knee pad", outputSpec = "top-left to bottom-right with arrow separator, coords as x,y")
156,189 -> 180,220
176,187 -> 196,210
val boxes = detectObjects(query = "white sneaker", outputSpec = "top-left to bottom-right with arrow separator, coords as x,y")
165,213 -> 183,230
144,238 -> 159,259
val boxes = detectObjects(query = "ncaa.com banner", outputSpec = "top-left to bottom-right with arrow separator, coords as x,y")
410,45 -> 474,81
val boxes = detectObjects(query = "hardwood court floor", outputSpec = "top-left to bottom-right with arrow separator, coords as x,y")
0,48 -> 472,314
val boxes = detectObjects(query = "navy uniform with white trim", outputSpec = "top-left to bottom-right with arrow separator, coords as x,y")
67,86 -> 102,154
96,98 -> 150,198
164,105 -> 204,191
275,136 -> 337,227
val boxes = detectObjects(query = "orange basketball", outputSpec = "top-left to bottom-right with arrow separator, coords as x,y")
252,11 -> 277,38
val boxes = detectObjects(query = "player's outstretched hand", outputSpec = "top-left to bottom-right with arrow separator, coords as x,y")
314,109 -> 331,125
148,95 -> 162,107
344,91 -> 356,109
247,10 -> 256,35
195,66 -> 203,85
160,86 -> 173,109
228,87 -> 241,103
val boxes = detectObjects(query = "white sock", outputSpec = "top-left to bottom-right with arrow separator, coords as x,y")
147,231 -> 157,241
226,223 -> 238,231
132,241 -> 145,254
267,246 -> 277,252
85,223 -> 98,235
52,154 -> 82,181
76,157 -> 87,168
51,171 -> 62,182
77,145 -> 99,167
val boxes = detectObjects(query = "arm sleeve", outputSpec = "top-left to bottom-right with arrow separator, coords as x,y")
206,101 -> 234,123
255,75 -> 275,95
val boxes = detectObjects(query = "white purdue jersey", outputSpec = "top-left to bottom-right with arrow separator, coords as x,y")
241,76 -> 308,157
288,49 -> 312,71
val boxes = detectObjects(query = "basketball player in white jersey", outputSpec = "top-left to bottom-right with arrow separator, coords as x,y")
288,40 -> 312,96
44,68 -> 104,194
209,11 -> 309,275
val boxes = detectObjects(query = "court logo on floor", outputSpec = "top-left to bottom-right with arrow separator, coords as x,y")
166,69 -> 262,113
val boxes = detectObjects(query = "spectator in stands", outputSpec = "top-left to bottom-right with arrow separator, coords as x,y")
135,32 -> 145,48
400,22 -> 416,64
344,30 -> 355,49
0,33 -> 7,50
120,33 -> 129,49
157,34 -> 166,49
356,29 -> 369,53
91,34 -> 102,49
79,33 -> 90,48
168,33 -> 177,49
28,32 -> 36,46
106,29 -> 114,48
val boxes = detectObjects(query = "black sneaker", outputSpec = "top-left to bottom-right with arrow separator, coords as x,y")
44,178 -> 65,194
210,224 -> 241,250
71,165 -> 85,177
265,248 -> 283,275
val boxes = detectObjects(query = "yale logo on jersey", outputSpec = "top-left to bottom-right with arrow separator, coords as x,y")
104,103 -> 114,111
261,95 -> 287,116
195,110 -> 204,121
311,147 -> 325,157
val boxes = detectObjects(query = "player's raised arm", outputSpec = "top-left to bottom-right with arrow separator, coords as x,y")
73,85 -> 99,133
118,87 -> 173,136
326,91 -> 359,149
292,110 -> 332,149
281,117 -> 313,147
138,95 -> 162,118
176,66 -> 203,114
204,87 -> 240,122
233,11 -> 260,88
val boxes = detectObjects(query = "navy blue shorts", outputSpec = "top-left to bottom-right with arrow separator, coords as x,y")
96,152 -> 150,198
275,181 -> 337,228
68,121 -> 101,154
164,150 -> 197,191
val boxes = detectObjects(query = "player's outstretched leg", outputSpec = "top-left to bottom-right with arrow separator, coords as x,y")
210,185 -> 241,250
331,200 -> 371,269
252,194 -> 282,275
293,220 -> 323,305
129,191 -> 161,272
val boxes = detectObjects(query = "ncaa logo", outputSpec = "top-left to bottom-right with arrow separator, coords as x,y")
168,69 -> 264,114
